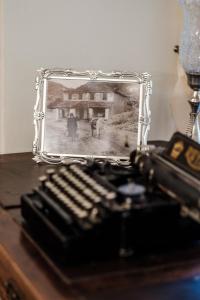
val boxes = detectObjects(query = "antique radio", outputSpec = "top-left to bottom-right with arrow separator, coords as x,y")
21,132 -> 200,262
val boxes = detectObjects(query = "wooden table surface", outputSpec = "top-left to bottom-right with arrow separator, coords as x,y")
1,153 -> 200,300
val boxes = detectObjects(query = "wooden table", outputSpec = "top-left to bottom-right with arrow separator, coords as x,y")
1,153 -> 200,300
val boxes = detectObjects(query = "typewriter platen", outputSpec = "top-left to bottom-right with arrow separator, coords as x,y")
21,132 -> 200,262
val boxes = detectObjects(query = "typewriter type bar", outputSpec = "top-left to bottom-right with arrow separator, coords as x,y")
136,132 -> 200,223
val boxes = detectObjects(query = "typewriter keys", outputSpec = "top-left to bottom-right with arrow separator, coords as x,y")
59,167 -> 101,204
52,174 -> 93,210
38,164 -> 116,227
44,181 -> 88,219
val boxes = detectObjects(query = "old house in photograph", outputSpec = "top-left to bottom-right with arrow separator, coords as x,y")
47,81 -> 135,120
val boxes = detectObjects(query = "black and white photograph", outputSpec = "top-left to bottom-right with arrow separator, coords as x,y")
43,78 -> 140,157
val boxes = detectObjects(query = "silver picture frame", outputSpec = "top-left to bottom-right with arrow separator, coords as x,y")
33,68 -> 152,164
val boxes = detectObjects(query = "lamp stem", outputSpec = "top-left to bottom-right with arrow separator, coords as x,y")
187,91 -> 200,143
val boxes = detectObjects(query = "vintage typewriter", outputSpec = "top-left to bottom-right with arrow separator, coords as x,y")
21,132 -> 200,262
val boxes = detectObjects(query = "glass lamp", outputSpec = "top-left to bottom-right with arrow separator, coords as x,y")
179,0 -> 200,142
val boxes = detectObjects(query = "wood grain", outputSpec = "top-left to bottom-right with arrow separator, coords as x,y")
0,153 -> 48,207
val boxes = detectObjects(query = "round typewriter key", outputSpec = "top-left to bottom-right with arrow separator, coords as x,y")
89,208 -> 100,224
46,168 -> 55,179
38,175 -> 47,188
106,192 -> 117,201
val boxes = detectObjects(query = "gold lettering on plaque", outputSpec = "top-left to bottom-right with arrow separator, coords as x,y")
185,146 -> 200,171
170,141 -> 184,160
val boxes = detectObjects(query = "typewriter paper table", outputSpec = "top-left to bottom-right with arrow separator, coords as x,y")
0,153 -> 200,300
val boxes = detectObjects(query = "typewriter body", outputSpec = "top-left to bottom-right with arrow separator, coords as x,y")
21,133 -> 200,262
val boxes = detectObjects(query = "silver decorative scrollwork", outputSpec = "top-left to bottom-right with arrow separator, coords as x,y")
138,72 -> 152,151
34,111 -> 45,120
33,68 -> 152,164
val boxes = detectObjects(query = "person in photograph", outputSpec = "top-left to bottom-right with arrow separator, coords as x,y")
90,117 -> 98,137
67,113 -> 78,141
96,117 -> 106,139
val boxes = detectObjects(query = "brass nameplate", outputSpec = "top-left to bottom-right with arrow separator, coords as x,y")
163,132 -> 200,179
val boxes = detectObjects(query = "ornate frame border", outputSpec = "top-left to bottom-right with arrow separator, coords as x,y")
33,68 -> 152,164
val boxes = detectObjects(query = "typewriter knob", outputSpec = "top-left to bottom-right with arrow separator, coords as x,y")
118,182 -> 146,205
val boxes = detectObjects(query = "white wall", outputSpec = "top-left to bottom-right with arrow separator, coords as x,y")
0,0 -> 183,153
0,0 -> 5,154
